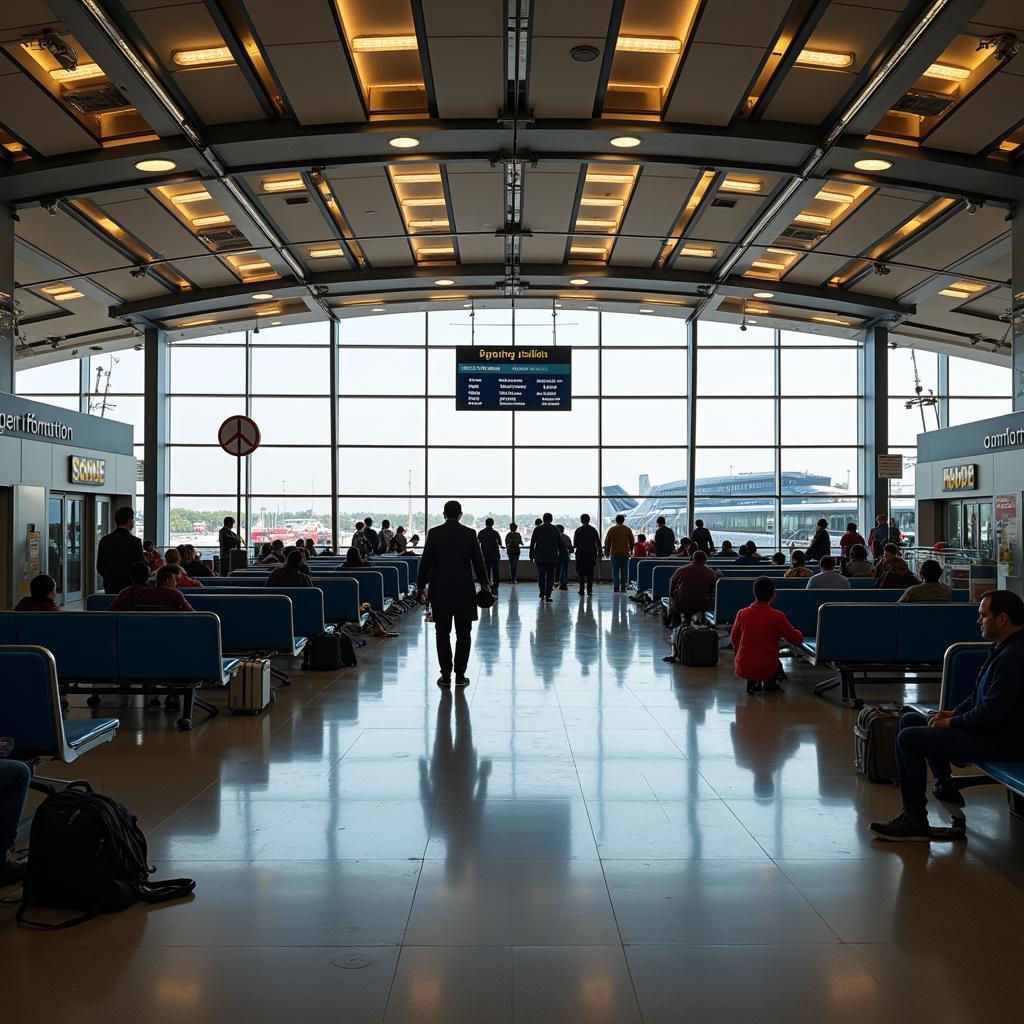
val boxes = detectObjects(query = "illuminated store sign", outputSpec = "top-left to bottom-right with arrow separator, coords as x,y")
942,464 -> 977,491
70,455 -> 106,486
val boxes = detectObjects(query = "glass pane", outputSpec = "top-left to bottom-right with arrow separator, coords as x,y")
520,499 -> 601,533
888,344 -> 938,396
339,399 -> 425,445
695,449 -> 774,490
602,449 -> 687,496
16,359 -> 80,393
516,401 -> 598,445
170,446 -> 242,494
169,498 -> 251,551
515,449 -> 598,495
781,498 -> 858,550
949,398 -> 1012,425
602,311 -> 685,346
698,320 -> 774,346
170,396 -> 245,444
97,395 -> 144,443
170,346 -> 245,392
339,447 -> 425,495
889,398 -> 938,446
602,349 -> 686,395
888,448 -> 916,499
779,328 -> 857,347
428,398 -> 512,445
339,498 -> 425,543
572,349 -> 599,396
249,447 -> 332,494
340,347 -> 425,395
91,349 -> 144,393
250,397 -> 331,444
427,348 -> 454,394
252,321 -> 329,345
948,357 -> 1011,396
27,395 -> 79,412
428,448 -> 512,495
426,498 -> 514,532
781,449 -> 859,494
687,500 -> 776,551
780,399 -> 857,445
251,498 -> 331,550
781,348 -> 858,395
695,399 -> 774,445
343,311 -> 424,345
697,348 -> 774,395
602,398 -> 686,445
251,347 -> 330,394
553,309 -> 598,347
428,309 -> 481,347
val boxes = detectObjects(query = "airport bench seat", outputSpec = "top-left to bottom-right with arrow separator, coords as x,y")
807,602 -> 981,708
705,576 -> 878,627
232,568 -> 392,611
0,611 -> 237,731
202,575 -> 363,624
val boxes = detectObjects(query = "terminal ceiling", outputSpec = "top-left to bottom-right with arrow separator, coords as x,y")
2,0 -> 1022,364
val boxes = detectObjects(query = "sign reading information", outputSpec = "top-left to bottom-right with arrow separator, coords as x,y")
456,346 -> 572,410
942,464 -> 977,491
69,455 -> 106,486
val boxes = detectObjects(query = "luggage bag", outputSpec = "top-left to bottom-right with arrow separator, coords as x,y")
669,622 -> 719,667
230,658 -> 272,713
854,704 -> 902,783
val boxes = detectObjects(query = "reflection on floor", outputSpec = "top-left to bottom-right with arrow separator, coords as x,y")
4,586 -> 1024,1023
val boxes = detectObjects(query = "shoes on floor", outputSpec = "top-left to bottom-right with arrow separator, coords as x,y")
0,855 -> 27,886
932,778 -> 965,807
870,810 -> 933,842
613,586 -> 620,593
437,675 -> 451,689
455,675 -> 470,687
544,596 -> 553,602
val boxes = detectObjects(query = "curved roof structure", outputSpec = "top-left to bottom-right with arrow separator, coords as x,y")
3,0 -> 1021,361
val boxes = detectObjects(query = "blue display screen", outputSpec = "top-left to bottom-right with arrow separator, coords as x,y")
456,346 -> 572,410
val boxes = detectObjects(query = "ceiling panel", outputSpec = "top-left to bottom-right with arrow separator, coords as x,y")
96,195 -> 210,259
242,0 -> 341,43
522,235 -> 570,263
261,42 -> 366,124
89,268 -> 176,302
326,174 -> 405,238
522,168 -> 580,235
177,255 -> 245,290
608,237 -> 663,267
691,195 -> 762,244
447,165 -> 503,234
897,207 -> 1009,271
779,252 -> 849,286
665,43 -> 765,125
358,238 -> 414,266
420,0 -> 502,35
924,73 -> 1024,154
428,37 -> 504,118
17,208 -> 125,274
695,0 -> 789,45
618,174 -> 692,237
454,235 -> 504,262
258,193 -> 337,245
0,66 -> 98,156
851,265 -> 929,298
815,194 -> 923,259
530,37 -> 606,118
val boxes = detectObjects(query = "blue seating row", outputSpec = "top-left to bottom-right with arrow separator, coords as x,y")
0,612 -> 237,729
633,558 -> 807,591
200,576 -> 362,623
232,568 -> 393,610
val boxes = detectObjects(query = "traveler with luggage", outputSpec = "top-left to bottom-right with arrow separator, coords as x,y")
730,576 -> 803,694
668,550 -> 717,625
870,590 -> 1024,841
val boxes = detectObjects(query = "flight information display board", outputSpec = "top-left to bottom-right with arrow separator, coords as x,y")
456,346 -> 571,410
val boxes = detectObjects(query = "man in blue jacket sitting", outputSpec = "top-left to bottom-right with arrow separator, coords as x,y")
871,589 -> 1024,841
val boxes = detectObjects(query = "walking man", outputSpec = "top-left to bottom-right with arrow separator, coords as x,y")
529,512 -> 562,602
477,517 -> 503,592
97,506 -> 144,594
416,500 -> 490,689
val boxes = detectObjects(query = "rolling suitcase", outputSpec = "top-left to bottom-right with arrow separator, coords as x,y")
230,659 -> 272,714
669,622 -> 719,667
854,704 -> 902,783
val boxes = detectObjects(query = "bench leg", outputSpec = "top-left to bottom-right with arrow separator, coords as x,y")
270,667 -> 290,687
813,675 -> 841,696
840,670 -> 863,710
177,687 -> 220,731
1008,790 -> 1024,820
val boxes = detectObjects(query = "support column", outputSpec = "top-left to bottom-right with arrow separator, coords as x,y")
685,319 -> 697,534
937,353 -> 949,428
861,325 -> 889,526
1013,204 -> 1024,411
329,318 -> 340,552
78,356 -> 91,415
0,203 -> 14,394
143,326 -> 169,545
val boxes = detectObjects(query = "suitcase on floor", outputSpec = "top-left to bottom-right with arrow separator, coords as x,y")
302,632 -> 357,670
854,704 -> 902,783
670,622 -> 719,667
230,659 -> 272,714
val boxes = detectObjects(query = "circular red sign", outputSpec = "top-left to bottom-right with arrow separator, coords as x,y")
217,415 -> 261,457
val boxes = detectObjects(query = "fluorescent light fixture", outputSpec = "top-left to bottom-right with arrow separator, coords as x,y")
261,177 -> 304,193
352,36 -> 418,52
746,319 -> 758,324
615,36 -> 681,54
576,219 -> 617,229
434,279 -> 455,286
746,305 -> 771,315
418,246 -> 454,256
371,307 -> 386,312
251,292 -> 274,300
925,62 -> 970,81
999,140 -> 1020,153
235,260 -> 271,273
586,172 -> 634,183
638,307 -> 654,313
796,49 -> 854,70
938,288 -> 970,299
854,158 -> 892,171
570,245 -> 608,256
753,291 -> 775,299
393,172 -> 442,183
49,62 -> 103,82
402,197 -> 446,207
135,159 -> 177,172
270,321 -> 282,326
580,197 -> 624,207
170,190 -> 212,205
750,260 -> 786,272
54,290 -> 85,301
172,46 -> 234,68
41,284 -> 74,295
191,214 -> 232,228
765,247 -> 794,256
610,136 -> 641,148
678,246 -> 716,258
408,218 -> 449,228
794,212 -> 832,228
179,318 -> 216,328
389,136 -> 420,149
811,315 -> 850,326
307,247 -> 346,259
720,178 -> 762,194
569,278 -> 589,286
815,188 -> 855,205
953,281 -> 986,293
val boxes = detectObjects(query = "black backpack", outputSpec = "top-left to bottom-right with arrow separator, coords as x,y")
302,632 -> 357,670
18,781 -> 195,929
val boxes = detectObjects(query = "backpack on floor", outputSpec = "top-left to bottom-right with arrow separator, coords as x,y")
854,704 -> 902,783
667,622 -> 719,667
302,632 -> 357,670
18,781 -> 195,929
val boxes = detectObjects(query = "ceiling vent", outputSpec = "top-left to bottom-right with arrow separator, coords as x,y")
892,89 -> 953,117
198,227 -> 249,249
779,226 -> 825,243
284,195 -> 309,206
711,197 -> 737,208
63,83 -> 130,114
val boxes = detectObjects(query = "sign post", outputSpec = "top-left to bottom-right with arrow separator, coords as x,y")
877,454 -> 903,553
218,415 -> 261,564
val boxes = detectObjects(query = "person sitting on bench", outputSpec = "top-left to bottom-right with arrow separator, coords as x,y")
14,574 -> 60,612
870,590 -> 1024,842
843,543 -> 874,577
0,759 -> 31,885
163,548 -> 203,587
898,558 -> 953,603
266,550 -> 313,588
110,562 -> 195,611
668,550 -> 718,627
730,576 -> 803,695
806,555 -> 851,590
784,550 -> 812,579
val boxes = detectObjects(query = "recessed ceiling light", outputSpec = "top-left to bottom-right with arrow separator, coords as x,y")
854,158 -> 892,172
251,292 -> 274,300
135,159 -> 177,172
173,46 -> 234,68
307,247 -> 346,259
236,260 -> 272,273
389,136 -> 420,149
753,291 -> 775,299
587,305 -> 599,309
352,36 -> 417,52
570,245 -> 608,256
938,288 -> 971,299
746,319 -> 758,324
402,197 -> 446,207
796,49 -> 854,70
270,321 -> 282,326
610,136 -> 641,149
925,62 -> 970,81
750,259 -> 787,272
408,218 -> 449,228
815,189 -> 855,205
393,172 -> 442,183
586,172 -> 634,184
261,177 -> 304,193
638,307 -> 653,312
794,212 -> 832,228
434,279 -> 455,286
678,246 -> 716,258
570,45 -> 600,63
372,307 -> 386,312
812,315 -> 851,326
53,290 -> 85,301
576,218 -> 617,229
579,197 -> 624,207
179,318 -> 216,328
719,178 -> 762,194
616,37 -> 681,54
418,246 -> 455,257
463,302 -> 472,307
191,214 -> 232,228
49,62 -> 105,82
170,189 -> 212,205
41,283 -> 75,295
569,278 -> 589,286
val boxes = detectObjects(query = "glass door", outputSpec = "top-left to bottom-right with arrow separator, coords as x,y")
964,502 -> 979,553
65,497 -> 84,603
47,496 -> 65,604
979,501 -> 994,560
945,502 -> 962,549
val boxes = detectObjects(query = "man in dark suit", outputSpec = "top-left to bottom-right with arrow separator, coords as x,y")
416,500 -> 490,689
96,506 -> 144,594
529,512 -> 562,602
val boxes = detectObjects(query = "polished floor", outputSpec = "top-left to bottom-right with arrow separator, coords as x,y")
5,586 -> 1024,1023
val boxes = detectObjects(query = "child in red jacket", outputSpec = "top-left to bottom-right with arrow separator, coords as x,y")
730,576 -> 803,694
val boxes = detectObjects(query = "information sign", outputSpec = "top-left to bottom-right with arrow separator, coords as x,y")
456,346 -> 571,410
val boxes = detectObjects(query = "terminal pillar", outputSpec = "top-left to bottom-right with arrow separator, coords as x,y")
143,326 -> 168,544
1012,204 -> 1024,411
862,325 -> 889,525
0,203 -> 14,394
